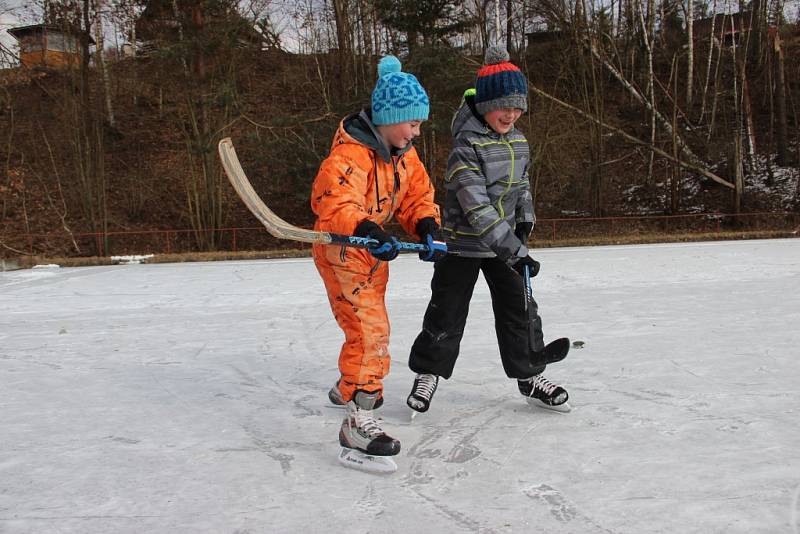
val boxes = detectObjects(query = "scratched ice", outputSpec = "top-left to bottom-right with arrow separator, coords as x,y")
1,239 -> 799,533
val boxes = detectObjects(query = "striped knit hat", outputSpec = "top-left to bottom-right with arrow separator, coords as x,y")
371,56 -> 430,125
475,46 -> 528,115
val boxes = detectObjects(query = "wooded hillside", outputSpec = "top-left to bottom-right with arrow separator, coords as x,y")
1,0 -> 798,258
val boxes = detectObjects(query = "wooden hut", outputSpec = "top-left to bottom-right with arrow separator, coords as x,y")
7,24 -> 93,69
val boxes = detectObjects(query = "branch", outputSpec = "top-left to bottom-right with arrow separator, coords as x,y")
0,239 -> 32,256
588,42 -> 705,167
526,82 -> 735,189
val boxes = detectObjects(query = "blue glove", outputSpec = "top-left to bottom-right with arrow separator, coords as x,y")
420,233 -> 448,262
369,237 -> 400,261
354,220 -> 400,261
416,217 -> 447,262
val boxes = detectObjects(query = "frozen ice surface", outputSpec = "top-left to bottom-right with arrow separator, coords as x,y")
1,239 -> 799,533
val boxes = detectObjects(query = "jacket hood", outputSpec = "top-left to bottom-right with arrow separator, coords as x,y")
341,109 -> 413,163
451,90 -> 493,138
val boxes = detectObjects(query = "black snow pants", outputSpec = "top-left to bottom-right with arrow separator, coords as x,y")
409,255 -> 546,380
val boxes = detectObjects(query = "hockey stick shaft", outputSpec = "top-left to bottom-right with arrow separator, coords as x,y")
523,263 -> 537,352
218,137 -> 430,253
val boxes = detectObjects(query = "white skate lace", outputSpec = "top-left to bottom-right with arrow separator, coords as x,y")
414,374 -> 437,400
353,408 -> 384,438
531,374 -> 558,395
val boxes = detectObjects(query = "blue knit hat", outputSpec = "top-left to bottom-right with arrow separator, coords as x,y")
371,56 -> 430,125
475,46 -> 528,115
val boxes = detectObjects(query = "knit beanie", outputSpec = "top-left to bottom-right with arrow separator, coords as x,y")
474,46 -> 528,115
371,56 -> 430,126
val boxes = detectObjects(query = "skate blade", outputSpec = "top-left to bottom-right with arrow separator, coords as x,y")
327,403 -> 385,413
338,447 -> 398,474
525,397 -> 572,413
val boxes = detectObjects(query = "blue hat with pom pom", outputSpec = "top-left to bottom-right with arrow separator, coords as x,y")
371,56 -> 429,125
475,46 -> 528,115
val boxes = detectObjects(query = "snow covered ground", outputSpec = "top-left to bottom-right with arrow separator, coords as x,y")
1,239 -> 799,534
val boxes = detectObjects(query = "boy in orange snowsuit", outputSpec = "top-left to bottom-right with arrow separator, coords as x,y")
310,55 -> 446,457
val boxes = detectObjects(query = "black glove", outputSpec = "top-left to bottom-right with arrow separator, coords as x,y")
415,217 -> 447,262
354,220 -> 400,261
512,255 -> 541,278
515,222 -> 533,244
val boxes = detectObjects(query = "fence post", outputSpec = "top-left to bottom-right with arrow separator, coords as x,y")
232,229 -> 238,252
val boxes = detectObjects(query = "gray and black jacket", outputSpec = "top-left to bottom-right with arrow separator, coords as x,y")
442,90 -> 534,262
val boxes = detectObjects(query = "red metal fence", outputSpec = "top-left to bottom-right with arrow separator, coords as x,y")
530,211 -> 798,242
7,211 -> 799,258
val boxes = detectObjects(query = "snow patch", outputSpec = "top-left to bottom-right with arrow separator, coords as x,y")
111,254 -> 155,265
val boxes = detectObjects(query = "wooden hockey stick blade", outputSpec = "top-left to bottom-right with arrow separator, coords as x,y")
219,137 -> 332,244
218,137 -> 432,252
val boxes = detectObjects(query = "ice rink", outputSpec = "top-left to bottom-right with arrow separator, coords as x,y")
2,238 -> 799,533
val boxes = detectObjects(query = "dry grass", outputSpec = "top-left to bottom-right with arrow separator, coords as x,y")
4,231 -> 798,270
530,229 -> 799,248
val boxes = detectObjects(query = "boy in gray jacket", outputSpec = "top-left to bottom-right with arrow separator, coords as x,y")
407,46 -> 571,413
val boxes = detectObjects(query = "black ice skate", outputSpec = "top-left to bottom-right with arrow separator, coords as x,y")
406,373 -> 439,414
518,374 -> 571,413
338,391 -> 399,474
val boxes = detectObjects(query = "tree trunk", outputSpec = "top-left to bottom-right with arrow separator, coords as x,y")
671,53 -> 680,213
730,15 -> 744,214
171,0 -> 188,74
748,0 -> 764,68
77,0 -> 107,254
506,0 -> 513,52
331,0 -> 351,94
774,31 -> 789,165
742,70 -> 756,160
734,133 -> 744,213
93,0 -> 115,128
686,0 -> 694,109
494,0 -> 501,45
699,0 -> 717,122
636,0 -> 656,183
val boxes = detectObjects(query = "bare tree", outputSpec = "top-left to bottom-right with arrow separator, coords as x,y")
93,0 -> 115,128
686,0 -> 695,108
637,0 -> 657,183
331,0 -> 352,94
773,28 -> 789,164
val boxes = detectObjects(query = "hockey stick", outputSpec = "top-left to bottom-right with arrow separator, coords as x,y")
523,264 -> 569,366
523,263 -> 538,352
218,137 -> 431,252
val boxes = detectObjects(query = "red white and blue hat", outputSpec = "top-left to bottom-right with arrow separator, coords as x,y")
475,46 -> 528,115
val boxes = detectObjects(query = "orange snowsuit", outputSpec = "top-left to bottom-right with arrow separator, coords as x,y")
311,110 -> 440,402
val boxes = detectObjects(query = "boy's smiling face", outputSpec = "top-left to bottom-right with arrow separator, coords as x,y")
378,120 -> 423,150
484,107 -> 523,134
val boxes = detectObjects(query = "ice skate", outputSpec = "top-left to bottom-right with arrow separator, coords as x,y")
338,391 -> 399,474
518,374 -> 571,413
328,379 -> 382,409
406,373 -> 439,415
328,379 -> 345,406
